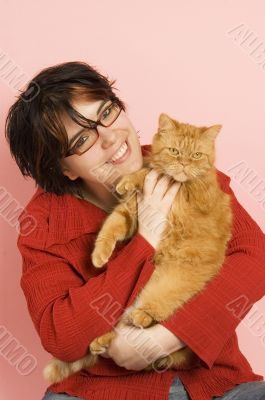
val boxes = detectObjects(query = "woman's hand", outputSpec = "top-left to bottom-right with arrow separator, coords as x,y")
137,170 -> 181,249
100,320 -> 186,371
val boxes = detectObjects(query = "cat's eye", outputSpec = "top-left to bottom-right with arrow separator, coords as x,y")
169,148 -> 179,155
192,152 -> 202,159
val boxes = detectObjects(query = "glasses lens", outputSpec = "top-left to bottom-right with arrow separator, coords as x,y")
72,129 -> 98,155
100,102 -> 121,126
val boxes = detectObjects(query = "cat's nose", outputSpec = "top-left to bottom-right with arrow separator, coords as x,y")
180,160 -> 189,166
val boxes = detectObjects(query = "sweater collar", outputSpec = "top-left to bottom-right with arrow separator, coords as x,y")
42,144 -> 152,247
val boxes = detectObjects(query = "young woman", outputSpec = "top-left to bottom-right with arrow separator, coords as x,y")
5,61 -> 265,400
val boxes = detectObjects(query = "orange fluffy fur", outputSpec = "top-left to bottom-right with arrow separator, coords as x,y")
44,113 -> 233,383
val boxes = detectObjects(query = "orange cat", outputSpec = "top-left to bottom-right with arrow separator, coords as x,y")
44,113 -> 233,383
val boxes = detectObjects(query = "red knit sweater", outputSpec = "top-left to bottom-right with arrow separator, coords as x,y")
17,145 -> 265,400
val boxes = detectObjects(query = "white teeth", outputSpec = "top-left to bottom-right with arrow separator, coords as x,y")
110,142 -> 128,162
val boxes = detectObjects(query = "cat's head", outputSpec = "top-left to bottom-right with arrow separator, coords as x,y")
149,113 -> 222,183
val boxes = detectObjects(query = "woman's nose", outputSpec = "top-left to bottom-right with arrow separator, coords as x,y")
97,125 -> 117,148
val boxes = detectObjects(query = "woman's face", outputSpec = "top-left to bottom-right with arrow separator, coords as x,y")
60,98 -> 143,194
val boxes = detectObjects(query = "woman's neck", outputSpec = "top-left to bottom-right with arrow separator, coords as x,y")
81,180 -> 119,213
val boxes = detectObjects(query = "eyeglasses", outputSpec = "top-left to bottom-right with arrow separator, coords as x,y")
64,101 -> 123,157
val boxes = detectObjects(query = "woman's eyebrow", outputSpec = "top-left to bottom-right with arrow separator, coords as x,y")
69,99 -> 109,146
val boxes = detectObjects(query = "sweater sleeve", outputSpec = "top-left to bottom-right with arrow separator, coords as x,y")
18,226 -> 156,363
160,175 -> 265,369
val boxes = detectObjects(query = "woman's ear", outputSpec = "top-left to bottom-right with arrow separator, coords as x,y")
60,161 -> 79,181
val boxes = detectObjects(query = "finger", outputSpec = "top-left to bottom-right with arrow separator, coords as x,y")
152,174 -> 172,201
100,352 -> 111,358
162,182 -> 181,209
143,169 -> 159,197
136,191 -> 143,205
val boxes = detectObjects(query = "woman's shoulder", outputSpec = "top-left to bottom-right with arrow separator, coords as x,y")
18,186 -> 106,248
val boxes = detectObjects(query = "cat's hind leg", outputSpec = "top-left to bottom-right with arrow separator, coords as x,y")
90,331 -> 116,355
144,347 -> 198,372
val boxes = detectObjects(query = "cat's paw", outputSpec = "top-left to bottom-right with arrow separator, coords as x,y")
153,355 -> 173,370
143,356 -> 174,372
128,308 -> 154,328
91,239 -> 115,268
153,250 -> 164,265
89,337 -> 109,355
116,179 -> 136,195
89,333 -> 114,355
90,338 -> 108,355
143,363 -> 154,371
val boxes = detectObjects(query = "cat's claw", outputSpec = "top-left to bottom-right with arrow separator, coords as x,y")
91,240 -> 115,268
91,249 -> 109,268
89,338 -> 108,355
129,309 -> 154,328
116,180 -> 136,195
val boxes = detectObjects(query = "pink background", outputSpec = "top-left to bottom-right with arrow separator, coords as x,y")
1,1 -> 264,399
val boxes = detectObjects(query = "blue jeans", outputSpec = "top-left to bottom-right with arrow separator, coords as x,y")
42,377 -> 265,399
168,376 -> 265,400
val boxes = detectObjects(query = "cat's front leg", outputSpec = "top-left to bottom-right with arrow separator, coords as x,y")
91,197 -> 137,268
115,167 -> 151,196
91,230 -> 118,268
127,308 -> 156,328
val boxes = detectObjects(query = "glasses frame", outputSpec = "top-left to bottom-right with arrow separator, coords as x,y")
64,101 -> 123,158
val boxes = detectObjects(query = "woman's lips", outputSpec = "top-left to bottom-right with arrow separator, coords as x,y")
109,140 -> 131,165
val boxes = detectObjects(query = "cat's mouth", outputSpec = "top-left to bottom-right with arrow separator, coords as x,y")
166,166 -> 190,182
174,171 -> 189,182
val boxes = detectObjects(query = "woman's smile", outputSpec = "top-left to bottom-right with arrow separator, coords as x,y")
107,140 -> 131,164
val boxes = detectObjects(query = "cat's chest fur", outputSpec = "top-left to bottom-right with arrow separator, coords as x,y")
163,186 -> 190,242
162,181 -> 213,244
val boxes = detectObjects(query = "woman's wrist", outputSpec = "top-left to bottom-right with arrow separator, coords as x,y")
137,229 -> 158,250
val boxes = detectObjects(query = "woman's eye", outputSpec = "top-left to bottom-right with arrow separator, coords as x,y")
102,105 -> 112,120
75,135 -> 89,148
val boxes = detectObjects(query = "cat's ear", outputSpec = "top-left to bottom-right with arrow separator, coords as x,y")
203,124 -> 222,141
158,113 -> 176,133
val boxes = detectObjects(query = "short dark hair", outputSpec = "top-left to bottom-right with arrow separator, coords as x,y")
5,61 -> 126,197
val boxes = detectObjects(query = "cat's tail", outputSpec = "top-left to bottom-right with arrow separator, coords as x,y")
43,353 -> 98,384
